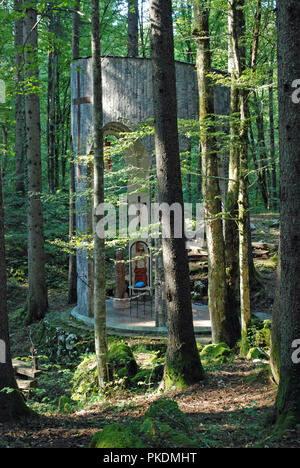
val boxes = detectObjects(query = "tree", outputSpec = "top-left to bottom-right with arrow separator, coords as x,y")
0,166 -> 30,422
224,0 -> 242,334
150,0 -> 204,390
226,0 -> 251,354
14,0 -> 25,194
91,0 -> 110,390
68,0 -> 80,305
193,0 -> 240,347
24,2 -> 48,323
274,0 -> 300,431
127,0 -> 138,57
270,240 -> 281,385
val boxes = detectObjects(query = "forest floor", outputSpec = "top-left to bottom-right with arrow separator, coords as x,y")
2,285 -> 300,449
3,213 -> 298,449
1,338 -> 300,448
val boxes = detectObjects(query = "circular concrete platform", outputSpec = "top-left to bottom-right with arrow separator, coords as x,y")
71,299 -> 211,338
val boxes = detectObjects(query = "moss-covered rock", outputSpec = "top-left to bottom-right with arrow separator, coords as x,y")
145,398 -> 189,432
109,341 -> 138,380
88,398 -> 202,449
139,417 -> 198,448
71,354 -> 99,401
200,342 -> 233,365
246,347 -> 269,361
90,424 -> 144,448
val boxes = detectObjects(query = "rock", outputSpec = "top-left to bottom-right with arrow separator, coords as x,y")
140,417 -> 198,448
72,342 -> 139,401
140,398 -> 198,448
200,342 -> 234,365
90,424 -> 144,448
109,341 -> 138,379
145,398 -> 189,431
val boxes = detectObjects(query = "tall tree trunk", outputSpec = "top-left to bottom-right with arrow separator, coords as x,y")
127,0 -> 138,57
47,19 -> 56,194
224,0 -> 242,335
270,239 -> 281,385
193,0 -> 240,347
14,0 -> 25,194
0,159 -> 31,422
68,0 -> 80,305
91,0 -> 109,389
24,3 -> 48,323
54,43 -> 60,190
150,0 -> 204,390
253,91 -> 270,210
268,48 -> 277,211
275,0 -> 300,431
227,0 -> 251,354
186,140 -> 192,203
248,115 -> 269,208
238,84 -> 251,355
154,193 -> 167,328
196,141 -> 202,202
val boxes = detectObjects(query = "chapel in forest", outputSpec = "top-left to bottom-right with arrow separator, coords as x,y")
70,55 -> 230,321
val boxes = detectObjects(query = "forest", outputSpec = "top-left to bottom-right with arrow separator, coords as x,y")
0,0 -> 299,452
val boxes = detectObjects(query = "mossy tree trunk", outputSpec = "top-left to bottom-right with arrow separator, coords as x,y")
0,168 -> 31,422
24,3 -> 48,324
224,0 -> 242,341
91,0 -> 110,390
127,0 -> 138,57
193,0 -> 240,347
227,0 -> 251,355
238,86 -> 251,355
270,239 -> 281,385
150,0 -> 204,390
274,0 -> 300,431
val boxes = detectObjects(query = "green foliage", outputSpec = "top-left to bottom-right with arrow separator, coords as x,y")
246,347 -> 269,361
246,318 -> 271,351
131,366 -> 163,388
71,354 -> 100,402
71,341 -> 139,401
